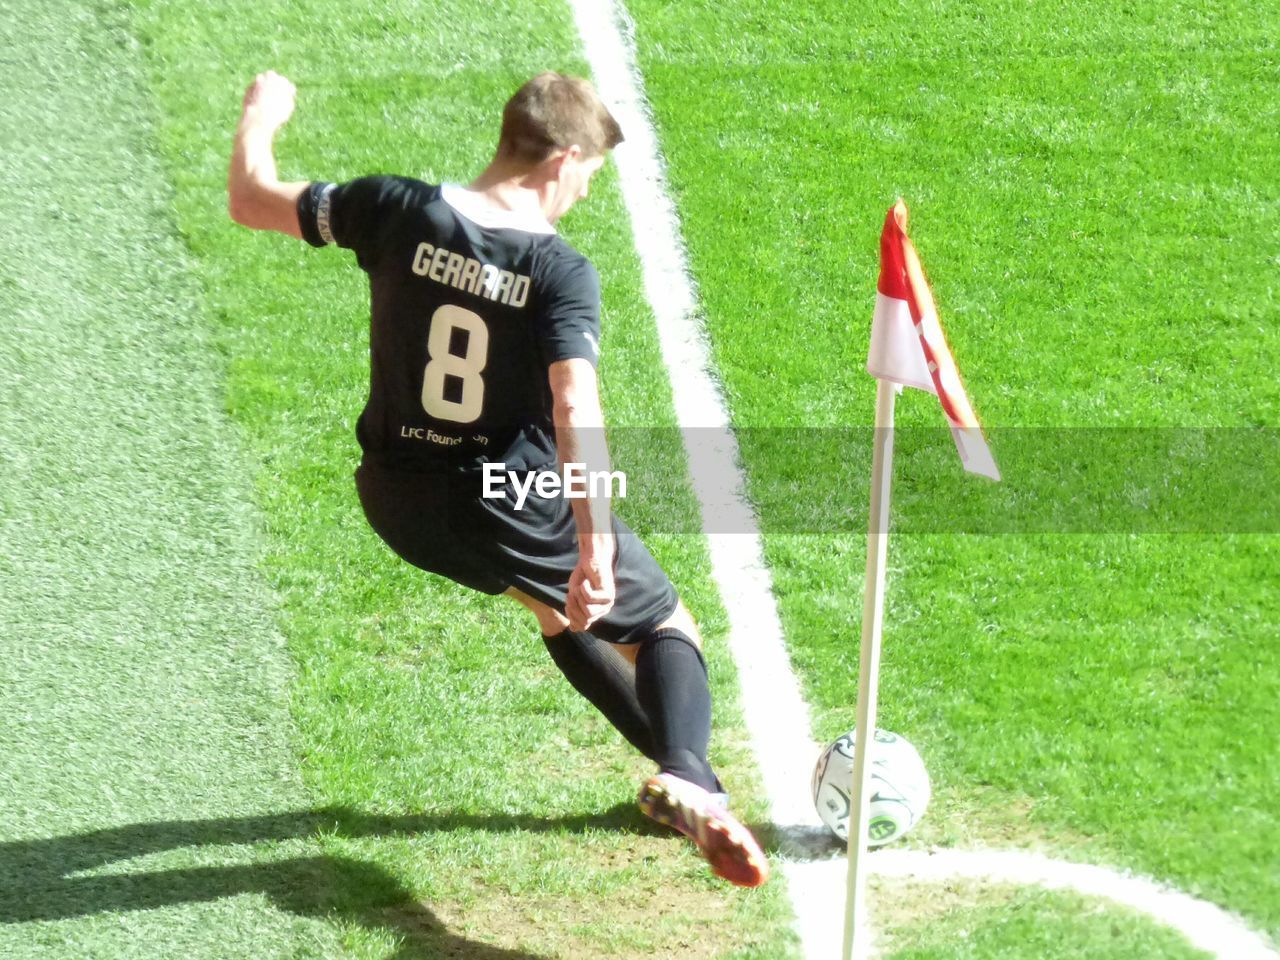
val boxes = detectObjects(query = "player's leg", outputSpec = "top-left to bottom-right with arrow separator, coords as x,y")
504,581 -> 719,793
505,586 -> 657,761
482,501 -> 767,886
583,538 -> 767,887
629,600 -> 769,888
502,571 -> 717,792
497,515 -> 721,797
632,604 -> 716,791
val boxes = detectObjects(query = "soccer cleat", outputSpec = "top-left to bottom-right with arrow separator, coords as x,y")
637,773 -> 770,887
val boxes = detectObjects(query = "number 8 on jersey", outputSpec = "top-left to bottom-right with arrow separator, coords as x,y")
422,304 -> 489,424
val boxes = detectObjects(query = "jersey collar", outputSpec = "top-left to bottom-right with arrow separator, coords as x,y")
441,183 -> 557,235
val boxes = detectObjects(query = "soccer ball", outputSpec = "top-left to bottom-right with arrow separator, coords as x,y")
811,728 -> 931,846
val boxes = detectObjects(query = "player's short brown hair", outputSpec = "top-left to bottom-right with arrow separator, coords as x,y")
496,72 -> 624,165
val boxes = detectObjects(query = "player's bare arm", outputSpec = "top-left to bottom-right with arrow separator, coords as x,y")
549,357 -> 616,631
227,71 -> 309,237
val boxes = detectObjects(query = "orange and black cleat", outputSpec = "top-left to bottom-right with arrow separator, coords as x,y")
638,773 -> 770,888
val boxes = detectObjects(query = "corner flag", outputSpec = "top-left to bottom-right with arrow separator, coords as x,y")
868,200 -> 1000,481
845,201 -> 1002,960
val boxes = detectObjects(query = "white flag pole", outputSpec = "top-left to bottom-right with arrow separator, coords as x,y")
841,376 -> 899,960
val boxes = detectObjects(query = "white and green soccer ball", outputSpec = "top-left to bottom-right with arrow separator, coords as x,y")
811,728 -> 931,846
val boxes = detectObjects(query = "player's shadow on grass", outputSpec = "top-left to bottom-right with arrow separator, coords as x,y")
0,803 -> 649,959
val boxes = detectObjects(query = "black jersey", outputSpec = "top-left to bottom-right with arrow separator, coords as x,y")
298,176 -> 601,476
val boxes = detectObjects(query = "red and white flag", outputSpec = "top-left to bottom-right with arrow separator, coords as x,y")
867,200 -> 1000,481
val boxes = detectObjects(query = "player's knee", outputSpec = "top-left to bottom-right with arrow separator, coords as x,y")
656,601 -> 702,650
526,604 -> 567,636
534,608 -> 568,635
639,627 -> 707,676
504,587 -> 569,635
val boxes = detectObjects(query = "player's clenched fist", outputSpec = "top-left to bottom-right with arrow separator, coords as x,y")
240,70 -> 296,132
567,556 -> 616,631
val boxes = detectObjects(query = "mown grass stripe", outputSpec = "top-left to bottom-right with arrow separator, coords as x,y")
0,1 -> 344,957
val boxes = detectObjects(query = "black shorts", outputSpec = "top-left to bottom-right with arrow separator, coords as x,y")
354,461 -> 679,644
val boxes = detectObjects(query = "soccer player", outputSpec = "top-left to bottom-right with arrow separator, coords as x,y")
227,70 -> 768,887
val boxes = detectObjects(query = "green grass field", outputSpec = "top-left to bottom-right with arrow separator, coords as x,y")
0,2 -> 346,957
627,0 -> 1280,950
2,0 -> 1276,957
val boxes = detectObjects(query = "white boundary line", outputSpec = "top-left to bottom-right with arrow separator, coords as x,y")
564,0 -> 824,833
565,2 -> 1280,959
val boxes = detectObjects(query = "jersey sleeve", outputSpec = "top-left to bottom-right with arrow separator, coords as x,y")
296,176 -> 418,267
535,253 -> 602,368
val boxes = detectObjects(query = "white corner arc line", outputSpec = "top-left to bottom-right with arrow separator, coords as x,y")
790,853 -> 1280,960
565,3 -> 1280,960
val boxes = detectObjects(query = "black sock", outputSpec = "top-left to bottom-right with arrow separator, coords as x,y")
634,628 -> 720,793
543,630 -> 657,761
